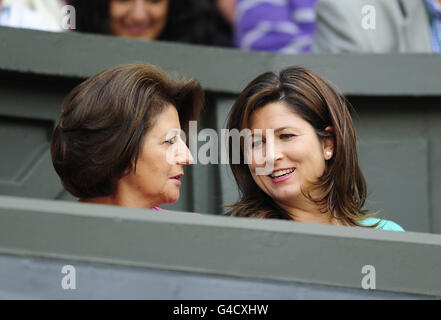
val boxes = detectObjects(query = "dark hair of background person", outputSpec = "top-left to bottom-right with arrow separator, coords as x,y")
69,0 -> 233,47
226,66 -> 375,227
51,63 -> 204,199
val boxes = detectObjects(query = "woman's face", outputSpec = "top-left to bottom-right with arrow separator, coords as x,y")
109,0 -> 169,40
117,104 -> 194,207
247,102 -> 333,207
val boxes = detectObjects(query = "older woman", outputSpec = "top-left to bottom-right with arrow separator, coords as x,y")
226,66 -> 404,231
51,63 -> 203,209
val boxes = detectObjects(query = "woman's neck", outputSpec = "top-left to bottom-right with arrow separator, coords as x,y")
79,194 -> 157,209
276,199 -> 339,225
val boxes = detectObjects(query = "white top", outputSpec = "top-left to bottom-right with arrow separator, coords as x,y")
0,3 -> 54,31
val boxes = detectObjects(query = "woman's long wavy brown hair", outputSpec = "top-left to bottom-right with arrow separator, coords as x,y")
226,66 -> 375,227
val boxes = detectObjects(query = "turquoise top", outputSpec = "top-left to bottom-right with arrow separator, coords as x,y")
358,217 -> 405,232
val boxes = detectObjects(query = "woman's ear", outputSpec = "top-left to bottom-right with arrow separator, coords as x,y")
323,126 -> 335,160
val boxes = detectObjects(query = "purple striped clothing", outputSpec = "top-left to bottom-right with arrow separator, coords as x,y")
425,0 -> 441,53
235,0 -> 318,53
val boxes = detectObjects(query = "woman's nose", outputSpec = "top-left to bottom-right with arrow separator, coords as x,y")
261,145 -> 283,174
264,138 -> 284,163
176,140 -> 194,165
274,150 -> 284,161
130,0 -> 149,22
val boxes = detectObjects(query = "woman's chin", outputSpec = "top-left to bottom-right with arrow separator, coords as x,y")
269,189 -> 301,204
163,192 -> 180,204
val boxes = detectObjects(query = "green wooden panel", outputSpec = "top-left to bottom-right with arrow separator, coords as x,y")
359,139 -> 429,232
1,27 -> 441,96
1,195 -> 440,297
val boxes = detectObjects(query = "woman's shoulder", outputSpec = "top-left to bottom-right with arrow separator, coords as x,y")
358,217 -> 405,232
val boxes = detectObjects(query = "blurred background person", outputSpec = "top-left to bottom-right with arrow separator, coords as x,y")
69,0 -> 233,47
216,0 -> 236,25
313,0 -> 439,53
0,0 -> 64,31
235,0 -> 318,53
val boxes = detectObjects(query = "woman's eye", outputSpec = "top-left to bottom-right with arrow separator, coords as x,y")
166,136 -> 177,144
251,140 -> 263,148
280,134 -> 295,139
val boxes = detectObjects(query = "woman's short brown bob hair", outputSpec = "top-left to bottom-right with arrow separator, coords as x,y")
51,63 -> 204,199
226,66 -> 371,227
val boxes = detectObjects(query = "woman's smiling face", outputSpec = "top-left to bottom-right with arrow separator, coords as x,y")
247,101 -> 333,207
109,0 -> 169,40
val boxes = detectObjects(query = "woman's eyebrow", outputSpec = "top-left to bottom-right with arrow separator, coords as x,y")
251,127 -> 292,137
276,126 -> 304,133
275,127 -> 290,133
164,128 -> 181,137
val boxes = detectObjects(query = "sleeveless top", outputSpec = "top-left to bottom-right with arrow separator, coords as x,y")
358,218 -> 405,231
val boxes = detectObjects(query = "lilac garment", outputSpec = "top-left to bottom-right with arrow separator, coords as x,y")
235,0 -> 318,53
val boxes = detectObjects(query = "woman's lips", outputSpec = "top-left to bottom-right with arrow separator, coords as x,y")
171,174 -> 183,186
127,25 -> 148,36
269,169 -> 296,183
